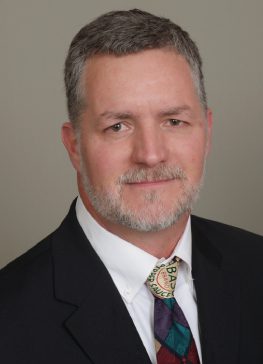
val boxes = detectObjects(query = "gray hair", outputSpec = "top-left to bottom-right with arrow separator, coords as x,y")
64,9 -> 207,126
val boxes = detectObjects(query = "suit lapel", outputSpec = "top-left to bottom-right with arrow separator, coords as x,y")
52,202 -> 151,364
192,217 -> 241,364
64,282 -> 151,364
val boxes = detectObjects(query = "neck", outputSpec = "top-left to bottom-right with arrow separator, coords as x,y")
101,213 -> 189,259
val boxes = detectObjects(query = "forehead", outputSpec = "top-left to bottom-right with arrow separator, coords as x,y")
85,48 -> 192,83
83,49 -> 201,114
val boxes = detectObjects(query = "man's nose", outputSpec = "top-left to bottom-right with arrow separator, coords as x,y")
131,124 -> 169,167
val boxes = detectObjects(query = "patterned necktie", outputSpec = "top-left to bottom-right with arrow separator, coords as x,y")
146,257 -> 200,364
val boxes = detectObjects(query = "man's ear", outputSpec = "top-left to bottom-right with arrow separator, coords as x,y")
61,122 -> 81,172
205,108 -> 213,156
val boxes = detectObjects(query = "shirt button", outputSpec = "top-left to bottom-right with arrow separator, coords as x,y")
123,288 -> 131,297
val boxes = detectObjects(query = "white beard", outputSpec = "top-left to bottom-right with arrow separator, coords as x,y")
80,161 -> 204,232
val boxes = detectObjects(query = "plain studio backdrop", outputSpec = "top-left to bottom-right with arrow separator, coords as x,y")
1,0 -> 262,268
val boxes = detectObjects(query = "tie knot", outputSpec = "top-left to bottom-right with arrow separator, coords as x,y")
146,257 -> 180,299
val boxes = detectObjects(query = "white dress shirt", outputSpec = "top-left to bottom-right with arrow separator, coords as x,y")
76,197 -> 202,364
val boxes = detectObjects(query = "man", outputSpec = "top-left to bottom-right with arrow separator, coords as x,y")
0,8 -> 262,364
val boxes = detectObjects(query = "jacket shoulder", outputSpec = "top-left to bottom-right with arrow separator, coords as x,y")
0,200 -> 78,285
0,233 -> 54,299
192,214 -> 261,236
191,214 -> 263,256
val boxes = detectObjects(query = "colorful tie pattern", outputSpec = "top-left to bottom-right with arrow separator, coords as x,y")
147,258 -> 200,364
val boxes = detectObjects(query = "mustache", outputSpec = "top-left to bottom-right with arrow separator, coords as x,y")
118,165 -> 187,184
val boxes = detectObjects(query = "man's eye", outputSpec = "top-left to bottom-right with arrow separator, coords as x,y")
105,122 -> 129,134
169,119 -> 183,126
109,123 -> 122,132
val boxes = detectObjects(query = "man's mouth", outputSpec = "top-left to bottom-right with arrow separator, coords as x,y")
126,178 -> 175,187
118,166 -> 187,186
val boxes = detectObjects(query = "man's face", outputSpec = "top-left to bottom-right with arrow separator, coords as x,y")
63,49 -> 212,232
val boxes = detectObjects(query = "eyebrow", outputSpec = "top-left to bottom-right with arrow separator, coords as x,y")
157,105 -> 193,118
98,111 -> 134,121
97,105 -> 193,122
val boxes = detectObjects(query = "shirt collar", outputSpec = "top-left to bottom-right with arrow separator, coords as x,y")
76,196 -> 192,303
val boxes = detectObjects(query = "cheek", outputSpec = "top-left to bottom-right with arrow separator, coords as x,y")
179,139 -> 207,174
82,142 -> 128,184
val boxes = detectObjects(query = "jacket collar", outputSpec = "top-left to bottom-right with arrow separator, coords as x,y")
191,216 -> 241,364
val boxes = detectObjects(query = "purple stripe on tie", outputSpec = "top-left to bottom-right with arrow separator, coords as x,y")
154,299 -> 174,341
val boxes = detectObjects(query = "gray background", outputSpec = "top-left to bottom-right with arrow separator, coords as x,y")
1,0 -> 262,268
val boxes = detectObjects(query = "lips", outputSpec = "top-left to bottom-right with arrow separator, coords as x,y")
126,178 -> 175,186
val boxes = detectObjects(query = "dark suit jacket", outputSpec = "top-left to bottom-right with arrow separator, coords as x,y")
0,201 -> 262,364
